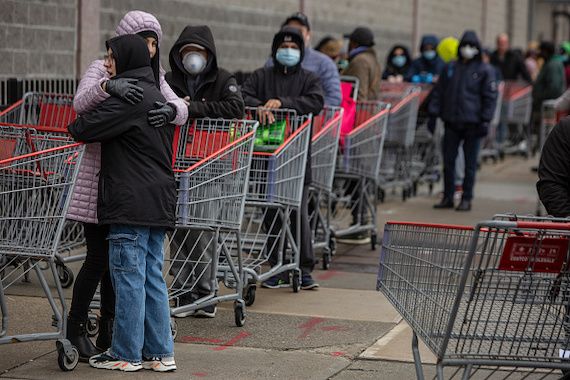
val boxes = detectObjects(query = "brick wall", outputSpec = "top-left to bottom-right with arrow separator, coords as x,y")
0,0 -> 559,79
0,0 -> 76,79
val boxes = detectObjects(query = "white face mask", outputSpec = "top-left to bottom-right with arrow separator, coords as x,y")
182,52 -> 207,74
460,45 -> 479,60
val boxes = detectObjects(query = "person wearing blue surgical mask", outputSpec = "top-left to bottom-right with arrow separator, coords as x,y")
405,34 -> 445,83
383,45 -> 411,83
242,26 -> 324,291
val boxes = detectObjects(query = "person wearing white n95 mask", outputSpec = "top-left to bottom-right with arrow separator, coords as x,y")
182,49 -> 207,74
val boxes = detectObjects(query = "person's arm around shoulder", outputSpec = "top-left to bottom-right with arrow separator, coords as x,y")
73,60 -> 110,115
537,117 -> 570,217
68,97 -> 133,143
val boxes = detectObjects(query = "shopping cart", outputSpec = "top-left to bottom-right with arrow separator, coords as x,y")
378,86 -> 421,202
331,101 -> 390,249
378,220 -> 570,379
166,118 -> 257,328
0,92 -> 84,288
479,81 -> 505,163
500,81 -> 533,158
0,125 -> 84,371
225,108 -> 310,305
309,106 -> 343,269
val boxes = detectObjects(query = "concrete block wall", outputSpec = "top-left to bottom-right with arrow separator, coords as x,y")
0,0 -> 556,79
0,0 -> 76,79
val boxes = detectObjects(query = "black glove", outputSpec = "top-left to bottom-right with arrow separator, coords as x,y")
105,78 -> 144,104
148,101 -> 177,128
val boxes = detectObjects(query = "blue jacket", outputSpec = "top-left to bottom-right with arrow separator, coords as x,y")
429,31 -> 498,126
405,35 -> 445,82
265,47 -> 341,106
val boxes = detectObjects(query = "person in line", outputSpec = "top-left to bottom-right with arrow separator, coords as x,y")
242,26 -> 324,290
382,45 -> 411,83
69,34 -> 177,372
429,30 -> 498,212
265,12 -> 341,107
525,41 -> 541,81
490,33 -> 532,82
163,25 -> 245,319
405,34 -> 445,83
315,35 -> 344,71
342,26 -> 381,101
532,41 -> 566,137
67,10 -> 186,361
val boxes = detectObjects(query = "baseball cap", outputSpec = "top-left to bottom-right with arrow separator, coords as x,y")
283,12 -> 310,30
345,27 -> 375,47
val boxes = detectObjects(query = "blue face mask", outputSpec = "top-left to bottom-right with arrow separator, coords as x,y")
391,55 -> 407,68
276,48 -> 301,67
423,50 -> 437,60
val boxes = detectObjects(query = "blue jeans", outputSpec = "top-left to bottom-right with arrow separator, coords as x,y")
107,225 -> 173,363
442,125 -> 482,202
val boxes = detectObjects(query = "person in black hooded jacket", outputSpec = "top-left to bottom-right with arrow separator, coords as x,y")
160,25 -> 244,319
383,44 -> 411,82
68,34 -> 176,372
242,26 -> 324,290
163,25 -> 244,119
429,30 -> 498,212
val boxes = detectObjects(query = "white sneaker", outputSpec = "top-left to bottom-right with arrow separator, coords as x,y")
89,351 -> 142,372
142,357 -> 177,372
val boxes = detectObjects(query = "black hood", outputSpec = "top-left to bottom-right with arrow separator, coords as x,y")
458,30 -> 482,60
106,34 -> 157,87
420,35 -> 439,51
169,25 -> 218,80
386,44 -> 411,70
136,30 -> 161,87
271,26 -> 305,74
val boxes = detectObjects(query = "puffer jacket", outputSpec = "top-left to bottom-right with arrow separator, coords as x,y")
67,10 -> 188,224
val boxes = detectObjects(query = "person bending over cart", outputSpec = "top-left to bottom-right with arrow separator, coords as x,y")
69,34 -> 176,372
242,26 -> 324,290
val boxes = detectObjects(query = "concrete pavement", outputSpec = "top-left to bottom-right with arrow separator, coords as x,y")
1,156 -> 562,379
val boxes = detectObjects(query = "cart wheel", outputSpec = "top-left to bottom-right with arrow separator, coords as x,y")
234,301 -> 246,327
412,182 -> 418,197
428,183 -> 434,195
171,318 -> 178,340
402,188 -> 408,202
329,237 -> 337,256
56,341 -> 79,372
322,252 -> 331,270
86,316 -> 99,337
244,285 -> 256,307
58,265 -> 74,289
378,189 -> 385,203
292,270 -> 301,293
371,233 -> 377,251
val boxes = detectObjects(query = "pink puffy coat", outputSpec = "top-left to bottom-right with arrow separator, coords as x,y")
67,10 -> 188,223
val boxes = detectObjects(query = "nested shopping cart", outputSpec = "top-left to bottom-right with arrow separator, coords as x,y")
500,81 -> 533,158
0,125 -> 85,371
0,92 -> 85,288
331,101 -> 390,250
378,220 -> 570,379
167,118 -> 257,328
225,107 -> 311,306
479,81 -> 505,164
377,86 -> 421,202
308,106 -> 343,269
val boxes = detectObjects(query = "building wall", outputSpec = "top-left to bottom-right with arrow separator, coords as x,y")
0,0 -> 560,79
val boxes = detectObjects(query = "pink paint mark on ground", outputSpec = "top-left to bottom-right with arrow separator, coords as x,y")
316,270 -> 342,281
298,317 -> 326,339
180,336 -> 223,344
212,331 -> 251,351
192,372 -> 208,377
331,351 -> 347,357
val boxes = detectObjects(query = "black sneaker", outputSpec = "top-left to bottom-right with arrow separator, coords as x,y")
172,295 -> 195,318
301,274 -> 319,290
261,274 -> 290,289
89,350 -> 142,372
433,198 -> 454,209
194,304 -> 217,318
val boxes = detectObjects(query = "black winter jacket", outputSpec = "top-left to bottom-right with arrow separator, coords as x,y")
537,117 -> 570,217
428,31 -> 498,131
165,25 -> 244,119
68,65 -> 176,228
490,50 -> 532,82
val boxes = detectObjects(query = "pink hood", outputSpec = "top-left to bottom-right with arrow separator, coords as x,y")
115,10 -> 163,42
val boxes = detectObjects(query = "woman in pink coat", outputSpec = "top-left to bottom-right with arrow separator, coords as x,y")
67,10 -> 188,361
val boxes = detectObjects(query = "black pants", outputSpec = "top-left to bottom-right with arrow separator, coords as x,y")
69,223 -> 115,321
265,184 -> 315,275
